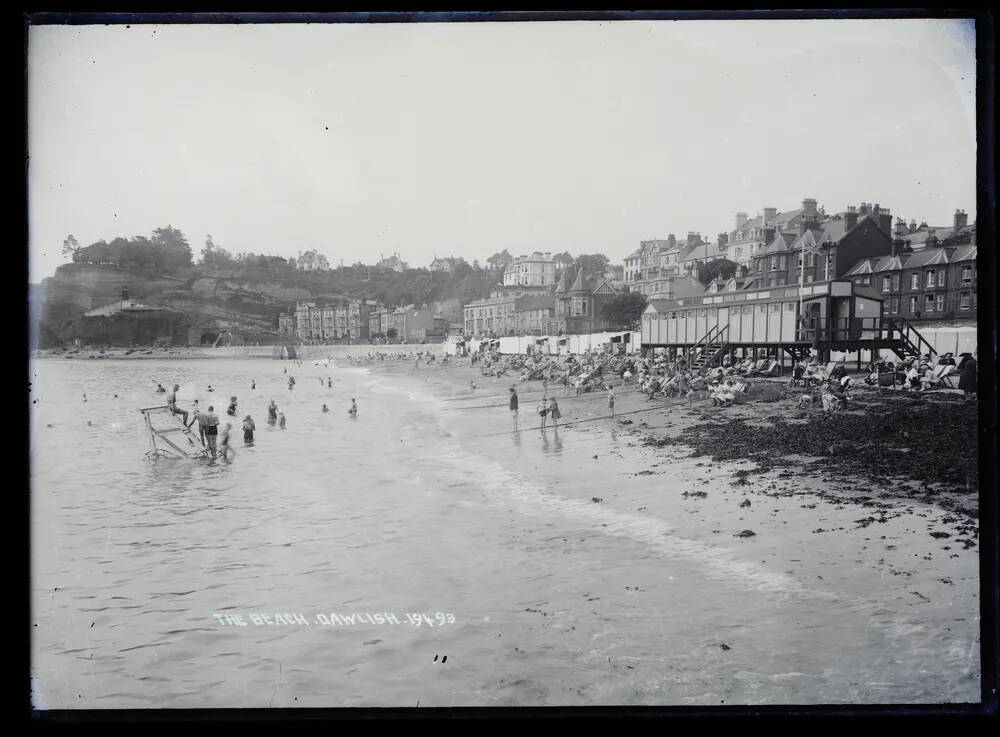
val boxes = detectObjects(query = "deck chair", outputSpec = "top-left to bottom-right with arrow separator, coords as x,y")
760,359 -> 780,377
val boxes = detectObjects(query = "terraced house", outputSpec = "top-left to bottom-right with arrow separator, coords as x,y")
845,215 -> 977,324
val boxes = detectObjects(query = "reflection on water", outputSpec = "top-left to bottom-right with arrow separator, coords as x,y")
30,355 -> 980,708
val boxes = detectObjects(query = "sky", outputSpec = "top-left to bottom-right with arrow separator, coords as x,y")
27,18 -> 977,283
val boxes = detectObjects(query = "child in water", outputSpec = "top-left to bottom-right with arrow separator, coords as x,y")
219,422 -> 235,460
322,404 -> 329,413
268,400 -> 278,423
251,379 -> 256,390
349,399 -> 358,417
278,411 -> 286,428
242,414 -> 255,443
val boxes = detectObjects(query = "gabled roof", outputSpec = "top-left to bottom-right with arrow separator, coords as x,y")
568,268 -> 588,293
949,244 -> 977,263
845,259 -> 875,276
761,231 -> 796,254
902,248 -> 951,268
590,277 -> 619,296
671,275 -> 708,299
873,255 -> 905,272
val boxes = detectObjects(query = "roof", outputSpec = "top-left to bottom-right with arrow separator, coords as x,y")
514,295 -> 555,311
568,268 -> 588,293
902,248 -> 951,268
624,248 -> 642,260
84,299 -> 167,317
949,244 -> 977,262
731,208 -> 806,238
670,275 -> 708,299
554,269 -> 570,295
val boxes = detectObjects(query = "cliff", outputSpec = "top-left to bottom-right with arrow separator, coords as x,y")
35,262 -> 493,348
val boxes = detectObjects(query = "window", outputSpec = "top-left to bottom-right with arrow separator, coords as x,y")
770,257 -> 777,271
769,303 -> 780,313
926,271 -> 935,287
757,260 -> 763,274
743,306 -> 753,315
756,304 -> 765,314
698,309 -> 707,317
807,252 -> 815,267
910,273 -> 920,290
779,255 -> 787,270
960,292 -> 971,310
936,294 -> 945,312
882,276 -> 891,292
962,266 -> 973,284
784,302 -> 795,312
909,296 -> 918,313
924,294 -> 935,311
892,274 -> 900,291
937,271 -> 946,287
890,297 -> 900,314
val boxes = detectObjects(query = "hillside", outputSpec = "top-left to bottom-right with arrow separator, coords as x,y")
35,262 -> 499,348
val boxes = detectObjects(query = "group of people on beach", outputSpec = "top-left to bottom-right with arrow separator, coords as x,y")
507,386 -> 563,431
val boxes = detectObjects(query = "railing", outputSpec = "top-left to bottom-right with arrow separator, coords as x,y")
798,317 -> 884,343
686,324 -> 728,368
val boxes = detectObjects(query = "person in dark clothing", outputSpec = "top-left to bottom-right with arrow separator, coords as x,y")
509,387 -> 519,430
958,353 -> 977,399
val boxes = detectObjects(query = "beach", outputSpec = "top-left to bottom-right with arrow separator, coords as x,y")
30,352 -> 981,707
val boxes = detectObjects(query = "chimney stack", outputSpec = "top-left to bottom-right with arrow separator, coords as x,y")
802,198 -> 818,217
717,232 -> 729,246
895,218 -> 909,237
735,212 -> 749,231
844,206 -> 859,231
878,206 -> 892,235
667,234 -> 676,249
763,207 -> 777,224
926,229 -> 940,248
762,226 -> 776,245
954,209 -> 968,231
121,287 -> 130,302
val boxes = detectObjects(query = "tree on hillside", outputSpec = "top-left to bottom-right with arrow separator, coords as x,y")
695,258 -> 740,287
152,226 -> 193,269
200,235 -> 236,269
552,251 -> 575,270
61,234 -> 79,260
577,253 -> 610,277
601,291 -> 649,329
486,249 -> 513,270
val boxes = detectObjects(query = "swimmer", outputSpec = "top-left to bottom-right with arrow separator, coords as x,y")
219,422 -> 235,461
207,385 -> 214,393
204,405 -> 220,457
327,378 -> 332,388
348,398 -> 357,417
322,404 -> 329,413
83,394 -> 87,402
155,383 -> 166,393
242,414 -> 255,443
267,399 -> 278,423
278,411 -> 286,428
470,379 -> 477,391
167,384 -> 192,427
251,379 -> 256,390
227,396 -> 238,416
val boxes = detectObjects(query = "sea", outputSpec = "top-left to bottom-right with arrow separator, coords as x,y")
29,352 -> 981,708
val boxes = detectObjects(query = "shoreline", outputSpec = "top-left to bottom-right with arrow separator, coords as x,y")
366,358 -> 979,527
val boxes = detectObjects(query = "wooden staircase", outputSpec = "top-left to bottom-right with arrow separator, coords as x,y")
887,319 -> 937,362
688,325 -> 730,371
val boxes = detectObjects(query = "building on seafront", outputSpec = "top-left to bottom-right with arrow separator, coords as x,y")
844,215 -> 977,325
293,298 -> 379,343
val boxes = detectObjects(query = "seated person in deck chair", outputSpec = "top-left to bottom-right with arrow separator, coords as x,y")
820,382 -> 840,412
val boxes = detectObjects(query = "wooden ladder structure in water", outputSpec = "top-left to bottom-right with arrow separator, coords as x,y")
140,405 -> 210,460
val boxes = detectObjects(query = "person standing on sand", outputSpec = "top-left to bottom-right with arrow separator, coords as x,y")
251,379 -> 256,390
538,398 -> 549,431
959,352 -> 977,400
349,398 -> 358,417
548,397 -> 562,430
608,385 -> 616,418
509,387 -> 519,430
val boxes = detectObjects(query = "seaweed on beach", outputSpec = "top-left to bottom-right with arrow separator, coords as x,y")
648,400 -> 979,511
